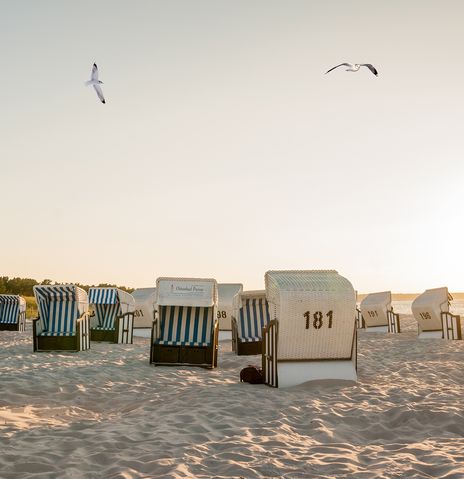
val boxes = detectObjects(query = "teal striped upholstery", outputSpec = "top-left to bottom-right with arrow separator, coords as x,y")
156,305 -> 213,346
0,296 -> 20,324
92,303 -> 119,330
238,298 -> 270,342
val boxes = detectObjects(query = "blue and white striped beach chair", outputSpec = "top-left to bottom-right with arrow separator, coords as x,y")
32,284 -> 90,352
0,295 -> 27,331
89,287 -> 135,344
150,278 -> 219,368
231,290 -> 270,355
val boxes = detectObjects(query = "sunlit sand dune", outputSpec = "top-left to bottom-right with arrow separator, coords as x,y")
1,313 -> 464,478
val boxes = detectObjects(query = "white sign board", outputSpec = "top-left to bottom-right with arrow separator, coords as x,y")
157,280 -> 215,307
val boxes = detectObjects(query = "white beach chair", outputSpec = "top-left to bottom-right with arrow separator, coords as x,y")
88,288 -> 135,344
150,277 -> 219,368
217,283 -> 243,331
131,288 -> 157,328
0,295 -> 27,331
231,290 -> 270,355
412,287 -> 452,338
360,291 -> 400,333
262,270 -> 357,388
32,284 -> 90,352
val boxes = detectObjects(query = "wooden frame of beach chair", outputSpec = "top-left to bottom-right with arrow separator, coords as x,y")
150,278 -> 219,368
360,291 -> 393,332
231,290 -> 270,355
441,312 -> 462,340
262,270 -> 357,388
355,307 -> 365,329
131,287 -> 157,328
0,295 -> 27,331
411,287 -> 450,338
386,309 -> 401,333
89,288 -> 135,344
217,283 -> 243,331
32,285 -> 90,352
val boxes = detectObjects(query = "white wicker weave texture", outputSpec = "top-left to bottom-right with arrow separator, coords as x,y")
411,287 -> 449,332
265,270 -> 356,360
360,291 -> 392,328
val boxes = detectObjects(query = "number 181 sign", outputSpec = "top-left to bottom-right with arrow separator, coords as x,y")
304,311 -> 333,330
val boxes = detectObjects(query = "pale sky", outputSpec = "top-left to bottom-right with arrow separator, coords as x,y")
2,1 -> 463,292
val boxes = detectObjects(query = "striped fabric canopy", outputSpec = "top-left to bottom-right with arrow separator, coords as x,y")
0,295 -> 21,304
0,295 -> 24,324
238,297 -> 270,342
156,305 -> 214,347
33,285 -> 88,336
88,288 -> 118,305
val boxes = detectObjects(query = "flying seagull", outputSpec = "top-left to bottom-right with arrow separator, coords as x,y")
85,63 -> 106,103
325,63 -> 378,76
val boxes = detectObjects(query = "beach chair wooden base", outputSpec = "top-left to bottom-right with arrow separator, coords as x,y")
418,330 -> 443,339
0,312 -> 26,332
90,313 -> 134,344
150,323 -> 219,368
386,310 -> 401,333
32,315 -> 90,352
234,339 -> 262,356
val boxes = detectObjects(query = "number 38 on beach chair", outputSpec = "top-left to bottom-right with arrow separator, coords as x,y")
231,290 -> 270,355
262,270 -> 357,388
360,291 -> 400,333
32,285 -> 90,352
150,277 -> 219,368
88,287 -> 135,344
0,295 -> 27,331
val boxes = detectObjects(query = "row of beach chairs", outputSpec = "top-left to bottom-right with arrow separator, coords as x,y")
1,272 -> 461,387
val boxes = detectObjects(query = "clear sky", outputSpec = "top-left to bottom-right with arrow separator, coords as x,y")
2,1 -> 463,292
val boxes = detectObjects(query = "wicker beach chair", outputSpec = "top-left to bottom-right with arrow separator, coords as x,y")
262,270 -> 357,388
131,288 -> 157,328
231,290 -> 270,355
217,283 -> 243,331
150,278 -> 219,368
89,288 -> 135,344
0,295 -> 27,331
32,285 -> 90,352
360,291 -> 399,333
412,287 -> 453,338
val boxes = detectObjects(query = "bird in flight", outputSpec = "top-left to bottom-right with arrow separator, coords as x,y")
85,63 -> 106,103
325,63 -> 378,76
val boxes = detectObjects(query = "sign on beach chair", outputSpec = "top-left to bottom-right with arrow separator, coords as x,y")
231,290 -> 270,355
262,270 -> 357,388
32,285 -> 90,352
217,283 -> 243,331
0,295 -> 27,332
441,312 -> 462,340
131,288 -> 157,328
150,278 -> 219,368
88,288 -> 135,344
360,291 -> 394,332
411,287 -> 450,338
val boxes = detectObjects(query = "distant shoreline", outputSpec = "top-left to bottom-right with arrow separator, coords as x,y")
358,292 -> 464,301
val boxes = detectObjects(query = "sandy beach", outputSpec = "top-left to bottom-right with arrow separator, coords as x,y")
1,312 -> 464,479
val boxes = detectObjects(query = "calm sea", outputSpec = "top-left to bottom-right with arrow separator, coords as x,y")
392,300 -> 464,315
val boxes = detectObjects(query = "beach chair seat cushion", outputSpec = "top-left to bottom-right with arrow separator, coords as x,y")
91,326 -> 116,331
37,331 -> 76,337
157,305 -> 214,347
240,335 -> 262,343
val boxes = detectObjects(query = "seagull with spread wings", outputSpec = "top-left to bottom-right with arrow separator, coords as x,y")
325,63 -> 378,76
85,63 -> 106,103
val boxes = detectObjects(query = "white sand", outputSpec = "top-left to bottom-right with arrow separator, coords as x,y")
1,315 -> 464,478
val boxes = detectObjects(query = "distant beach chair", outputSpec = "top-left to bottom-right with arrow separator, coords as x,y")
412,287 -> 452,338
360,291 -> 400,333
150,277 -> 219,368
0,295 -> 27,331
88,288 -> 135,344
217,283 -> 243,331
262,270 -> 357,388
131,288 -> 157,328
231,290 -> 270,355
32,284 -> 90,352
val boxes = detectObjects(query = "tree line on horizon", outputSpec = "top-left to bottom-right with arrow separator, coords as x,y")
0,276 -> 134,297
